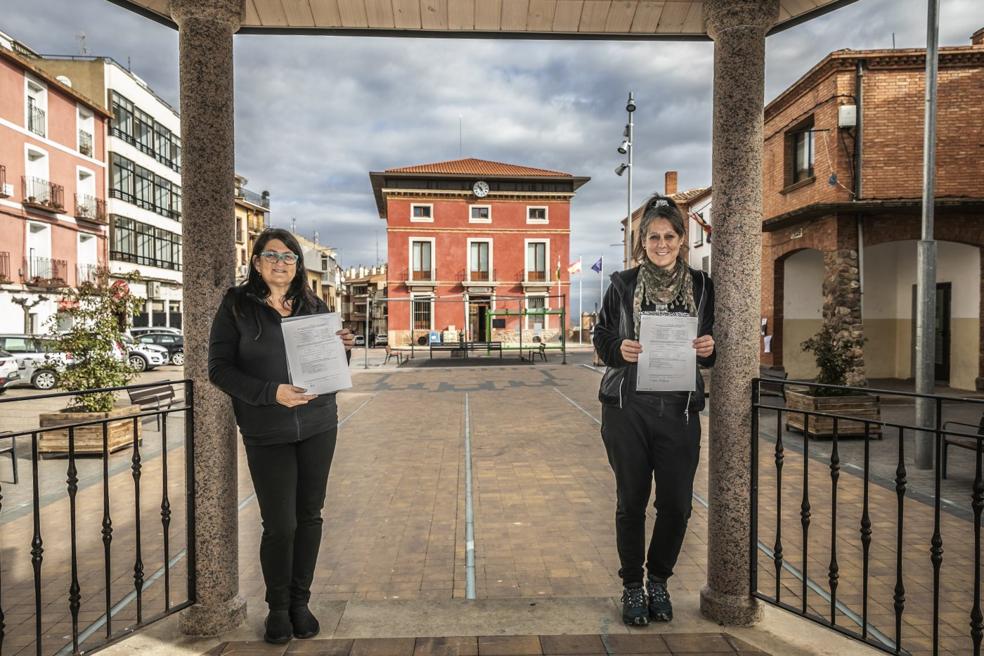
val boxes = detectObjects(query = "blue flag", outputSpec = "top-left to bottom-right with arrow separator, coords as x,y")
590,257 -> 603,273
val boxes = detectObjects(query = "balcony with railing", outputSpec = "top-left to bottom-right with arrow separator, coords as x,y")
22,176 -> 65,212
79,129 -> 94,157
28,99 -> 45,136
75,193 -> 107,223
522,268 -> 550,290
24,255 -> 69,287
236,187 -> 270,211
76,262 -> 100,285
405,267 -> 437,291
462,268 -> 498,290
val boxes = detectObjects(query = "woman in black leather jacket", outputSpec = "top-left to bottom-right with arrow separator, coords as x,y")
208,228 -> 354,644
592,195 -> 715,627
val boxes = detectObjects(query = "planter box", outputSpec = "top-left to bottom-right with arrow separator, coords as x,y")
785,389 -> 882,439
38,405 -> 143,456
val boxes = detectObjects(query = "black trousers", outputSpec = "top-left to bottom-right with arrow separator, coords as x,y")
245,428 -> 337,611
601,393 -> 701,585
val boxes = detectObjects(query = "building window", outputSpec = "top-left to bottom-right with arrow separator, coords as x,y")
77,107 -> 95,157
411,204 -> 433,222
411,240 -> 432,280
526,241 -> 547,281
110,214 -> 182,271
526,295 -> 547,330
413,297 -> 432,331
110,91 -> 181,173
702,255 -> 710,274
469,205 -> 491,223
527,206 -> 548,224
469,241 -> 490,281
110,153 -> 181,220
785,117 -> 815,187
693,212 -> 704,247
26,77 -> 47,137
235,216 -> 244,243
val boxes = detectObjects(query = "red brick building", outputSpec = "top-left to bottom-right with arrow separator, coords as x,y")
370,158 -> 589,346
0,33 -> 111,333
761,29 -> 984,390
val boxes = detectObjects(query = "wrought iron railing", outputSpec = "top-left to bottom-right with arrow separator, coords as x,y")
751,378 -> 984,655
74,194 -> 107,223
28,100 -> 45,137
22,177 -> 65,212
78,130 -> 93,157
24,256 -> 69,286
407,268 -> 434,282
76,262 -> 100,285
0,381 -> 195,656
526,270 -> 547,282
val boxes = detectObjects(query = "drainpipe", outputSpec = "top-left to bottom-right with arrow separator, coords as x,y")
855,60 -> 865,318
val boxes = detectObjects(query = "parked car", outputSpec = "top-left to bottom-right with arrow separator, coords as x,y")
353,334 -> 365,346
135,332 -> 185,366
131,326 -> 182,337
0,334 -> 73,390
374,334 -> 388,347
0,350 -> 21,393
120,335 -> 168,372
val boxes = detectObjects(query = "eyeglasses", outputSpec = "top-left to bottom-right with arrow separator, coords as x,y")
259,251 -> 299,265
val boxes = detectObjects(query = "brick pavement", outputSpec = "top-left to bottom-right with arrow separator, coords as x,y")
1,358 -> 979,655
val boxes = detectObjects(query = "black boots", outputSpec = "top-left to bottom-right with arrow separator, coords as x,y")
290,605 -> 321,639
263,610 -> 292,644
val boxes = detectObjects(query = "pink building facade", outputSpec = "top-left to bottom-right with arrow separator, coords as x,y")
0,39 -> 110,334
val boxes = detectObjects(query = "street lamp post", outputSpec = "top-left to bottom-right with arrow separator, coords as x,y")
616,92 -> 636,269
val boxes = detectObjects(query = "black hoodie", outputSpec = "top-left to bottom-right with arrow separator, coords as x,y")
208,287 -> 348,446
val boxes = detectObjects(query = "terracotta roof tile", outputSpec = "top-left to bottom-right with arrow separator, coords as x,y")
385,157 -> 572,177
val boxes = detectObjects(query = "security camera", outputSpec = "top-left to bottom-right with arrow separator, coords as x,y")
615,163 -> 629,176
626,93 -> 636,113
617,140 -> 630,155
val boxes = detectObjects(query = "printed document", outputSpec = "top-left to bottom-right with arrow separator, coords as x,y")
281,313 -> 352,395
636,313 -> 698,392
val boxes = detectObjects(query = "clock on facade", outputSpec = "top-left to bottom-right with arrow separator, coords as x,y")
472,180 -> 490,197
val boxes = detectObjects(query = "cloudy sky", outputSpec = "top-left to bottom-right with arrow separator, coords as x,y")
4,0 -> 981,311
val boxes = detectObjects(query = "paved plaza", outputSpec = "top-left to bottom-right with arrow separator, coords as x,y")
1,351 -> 981,655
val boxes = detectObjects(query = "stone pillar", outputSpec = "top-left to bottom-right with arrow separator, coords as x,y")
700,0 -> 779,626
822,249 -> 866,386
171,0 -> 248,637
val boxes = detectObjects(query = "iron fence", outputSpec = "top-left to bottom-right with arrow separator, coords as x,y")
0,380 -> 196,655
74,194 -> 107,223
751,378 -> 984,655
22,177 -> 65,212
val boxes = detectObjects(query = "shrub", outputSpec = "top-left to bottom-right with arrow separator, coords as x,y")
801,323 -> 866,397
49,269 -> 143,412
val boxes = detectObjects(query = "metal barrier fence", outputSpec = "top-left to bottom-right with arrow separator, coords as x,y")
750,378 -> 984,655
0,380 -> 195,655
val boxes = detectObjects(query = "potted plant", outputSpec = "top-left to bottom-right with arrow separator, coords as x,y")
38,269 -> 146,455
785,323 -> 882,438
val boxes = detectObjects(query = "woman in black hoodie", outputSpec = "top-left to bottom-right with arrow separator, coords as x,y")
208,228 -> 354,644
592,195 -> 715,627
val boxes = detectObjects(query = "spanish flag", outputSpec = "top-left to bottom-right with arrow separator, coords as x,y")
568,258 -> 582,274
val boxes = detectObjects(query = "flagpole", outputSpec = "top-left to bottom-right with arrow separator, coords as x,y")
578,260 -> 583,344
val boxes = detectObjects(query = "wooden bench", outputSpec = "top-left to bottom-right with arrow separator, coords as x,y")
0,432 -> 16,484
126,383 -> 177,431
428,341 -> 503,360
941,413 -> 984,479
467,341 -> 503,359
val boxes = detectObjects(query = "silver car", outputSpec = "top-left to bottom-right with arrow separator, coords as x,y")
0,334 -> 72,390
121,335 -> 168,371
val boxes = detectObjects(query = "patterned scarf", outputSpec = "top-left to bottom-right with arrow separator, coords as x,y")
633,259 -> 696,338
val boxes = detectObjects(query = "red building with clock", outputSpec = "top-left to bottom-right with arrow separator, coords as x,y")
369,158 -> 590,347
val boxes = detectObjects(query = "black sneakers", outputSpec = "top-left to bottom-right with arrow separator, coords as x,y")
290,605 -> 321,639
263,610 -> 292,644
621,583 -> 649,626
646,575 -> 673,621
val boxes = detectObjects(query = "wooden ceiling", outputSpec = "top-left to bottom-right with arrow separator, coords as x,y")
110,1 -> 858,39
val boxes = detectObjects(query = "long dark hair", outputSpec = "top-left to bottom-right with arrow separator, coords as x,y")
632,194 -> 688,265
237,228 -> 319,320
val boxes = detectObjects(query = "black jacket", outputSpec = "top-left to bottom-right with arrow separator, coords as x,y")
592,266 -> 715,411
208,287 -> 347,446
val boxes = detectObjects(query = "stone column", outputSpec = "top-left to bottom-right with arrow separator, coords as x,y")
701,0 -> 779,626
171,0 -> 248,637
822,249 -> 866,386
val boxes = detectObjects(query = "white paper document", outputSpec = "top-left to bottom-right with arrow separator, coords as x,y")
635,313 -> 698,392
280,313 -> 352,395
